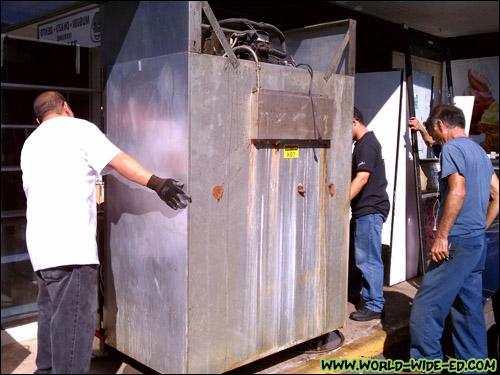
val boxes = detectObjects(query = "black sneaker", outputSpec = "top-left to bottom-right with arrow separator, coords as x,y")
349,307 -> 385,321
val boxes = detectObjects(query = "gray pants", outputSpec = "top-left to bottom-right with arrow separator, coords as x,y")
35,265 -> 98,374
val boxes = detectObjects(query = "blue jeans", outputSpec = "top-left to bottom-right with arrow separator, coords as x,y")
410,233 -> 487,361
35,265 -> 98,374
348,213 -> 386,312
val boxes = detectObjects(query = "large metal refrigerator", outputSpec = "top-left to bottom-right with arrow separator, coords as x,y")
101,2 -> 355,373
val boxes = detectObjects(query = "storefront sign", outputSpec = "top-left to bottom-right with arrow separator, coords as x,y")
38,7 -> 100,47
451,57 -> 499,152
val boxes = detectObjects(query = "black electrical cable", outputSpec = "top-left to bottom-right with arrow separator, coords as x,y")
297,63 -> 321,142
204,18 -> 288,58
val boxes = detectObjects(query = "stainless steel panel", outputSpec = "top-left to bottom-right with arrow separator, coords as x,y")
103,3 -> 354,372
253,90 -> 335,140
101,1 -> 190,66
281,21 -> 351,75
104,53 -> 189,373
188,54 -> 353,373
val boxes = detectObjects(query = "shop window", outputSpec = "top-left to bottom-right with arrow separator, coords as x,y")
1,35 -> 97,326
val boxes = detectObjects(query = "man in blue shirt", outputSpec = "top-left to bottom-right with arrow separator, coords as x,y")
410,105 -> 499,361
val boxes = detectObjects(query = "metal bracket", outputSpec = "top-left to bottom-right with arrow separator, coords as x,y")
200,1 -> 240,69
1,34 -> 4,68
75,44 -> 80,75
324,28 -> 350,82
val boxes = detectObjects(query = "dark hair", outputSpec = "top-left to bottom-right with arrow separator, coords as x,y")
427,105 -> 465,130
33,91 -> 66,121
353,107 -> 364,125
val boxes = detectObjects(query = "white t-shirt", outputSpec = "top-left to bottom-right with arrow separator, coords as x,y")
21,117 -> 122,271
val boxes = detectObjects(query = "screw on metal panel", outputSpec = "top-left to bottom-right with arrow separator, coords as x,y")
297,184 -> 306,194
328,184 -> 335,197
212,185 -> 223,201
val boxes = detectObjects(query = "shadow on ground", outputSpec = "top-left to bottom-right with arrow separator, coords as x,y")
1,331 -> 31,374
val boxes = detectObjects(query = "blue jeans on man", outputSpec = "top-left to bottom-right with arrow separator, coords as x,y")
410,233 -> 488,361
35,265 -> 98,374
349,213 -> 386,314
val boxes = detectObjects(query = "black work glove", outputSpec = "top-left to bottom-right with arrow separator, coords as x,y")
147,175 -> 192,210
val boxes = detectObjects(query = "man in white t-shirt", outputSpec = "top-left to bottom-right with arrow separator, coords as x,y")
20,91 -> 191,374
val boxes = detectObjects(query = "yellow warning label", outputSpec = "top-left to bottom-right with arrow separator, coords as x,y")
284,144 -> 299,159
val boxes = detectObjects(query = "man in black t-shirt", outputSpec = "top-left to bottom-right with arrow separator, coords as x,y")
348,107 -> 390,321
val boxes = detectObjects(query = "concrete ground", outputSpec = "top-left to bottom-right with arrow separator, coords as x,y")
1,277 -> 421,374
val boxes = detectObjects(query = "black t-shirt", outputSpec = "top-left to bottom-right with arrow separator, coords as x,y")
351,131 -> 390,219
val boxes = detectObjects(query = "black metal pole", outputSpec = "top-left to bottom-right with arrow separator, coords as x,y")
404,29 -> 427,275
445,49 -> 454,105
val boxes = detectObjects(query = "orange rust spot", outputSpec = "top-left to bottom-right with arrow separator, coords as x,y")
297,184 -> 306,194
328,184 -> 335,197
212,185 -> 223,201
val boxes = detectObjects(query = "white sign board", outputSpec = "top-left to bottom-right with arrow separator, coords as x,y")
413,72 -> 434,159
38,7 -> 100,47
453,96 -> 475,136
445,57 -> 499,150
355,70 -> 414,285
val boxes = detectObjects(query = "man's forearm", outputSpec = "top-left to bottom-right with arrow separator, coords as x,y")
486,174 -> 500,228
486,200 -> 499,229
421,132 -> 435,148
436,189 -> 465,240
107,152 -> 153,186
436,172 -> 466,240
350,174 -> 369,200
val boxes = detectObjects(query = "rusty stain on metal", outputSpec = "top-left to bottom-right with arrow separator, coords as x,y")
301,272 -> 311,282
328,184 -> 335,197
212,184 -> 223,201
297,184 -> 306,194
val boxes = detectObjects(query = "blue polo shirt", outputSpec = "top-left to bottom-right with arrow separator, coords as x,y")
439,137 -> 494,237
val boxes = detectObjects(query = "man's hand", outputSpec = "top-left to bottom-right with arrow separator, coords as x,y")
408,117 -> 424,132
430,235 -> 449,262
409,117 -> 435,148
147,175 -> 192,210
